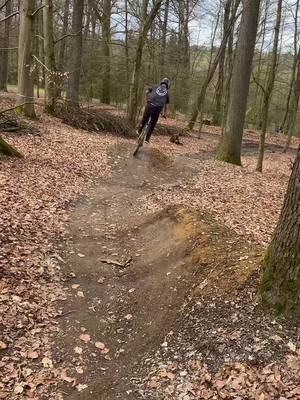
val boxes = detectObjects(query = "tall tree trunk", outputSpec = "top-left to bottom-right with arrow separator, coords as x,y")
43,0 -> 57,114
256,0 -> 282,172
101,0 -> 111,104
160,0 -> 169,77
252,0 -> 270,129
57,0 -> 70,75
66,0 -> 84,109
124,0 -> 129,84
221,1 -> 235,135
127,0 -> 163,127
17,0 -> 36,118
188,0 -> 240,131
281,0 -> 299,130
260,145 -> 300,320
0,0 -> 12,91
216,0 -> 260,166
214,0 -> 231,126
283,53 -> 300,152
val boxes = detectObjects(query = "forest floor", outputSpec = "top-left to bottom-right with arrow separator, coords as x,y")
1,94 -> 300,399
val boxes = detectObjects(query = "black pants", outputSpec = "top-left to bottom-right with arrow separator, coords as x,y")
138,103 -> 161,142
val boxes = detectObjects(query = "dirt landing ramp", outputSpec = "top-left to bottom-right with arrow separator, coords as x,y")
57,203 -> 257,400
55,145 -> 258,399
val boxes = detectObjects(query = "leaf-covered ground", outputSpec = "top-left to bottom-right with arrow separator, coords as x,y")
1,101 -> 299,398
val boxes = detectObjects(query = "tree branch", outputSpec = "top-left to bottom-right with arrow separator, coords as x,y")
31,4 -> 46,17
0,46 -> 17,50
54,29 -> 82,44
0,0 -> 9,12
252,72 -> 266,95
0,10 -> 18,23
0,102 -> 35,114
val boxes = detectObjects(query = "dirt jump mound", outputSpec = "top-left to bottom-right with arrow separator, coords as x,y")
107,142 -> 174,171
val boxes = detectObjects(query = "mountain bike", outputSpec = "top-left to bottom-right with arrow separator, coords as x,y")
133,114 -> 166,157
133,121 -> 149,157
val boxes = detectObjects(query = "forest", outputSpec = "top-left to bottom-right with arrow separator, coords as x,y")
0,0 -> 300,399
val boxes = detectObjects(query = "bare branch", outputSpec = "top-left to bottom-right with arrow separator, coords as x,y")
31,4 -> 46,17
0,102 -> 35,114
0,0 -> 9,12
0,46 -> 17,50
54,29 -> 82,44
0,10 -> 18,23
252,72 -> 266,95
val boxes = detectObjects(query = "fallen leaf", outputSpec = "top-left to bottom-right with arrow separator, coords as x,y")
71,284 -> 80,289
95,342 -> 105,350
77,291 -> 84,297
14,385 -> 24,394
101,348 -> 110,354
287,342 -> 296,352
75,366 -> 84,374
27,351 -> 39,359
76,383 -> 88,392
0,341 -> 7,350
42,357 -> 53,369
74,346 -> 83,354
79,334 -> 91,343
60,370 -> 75,384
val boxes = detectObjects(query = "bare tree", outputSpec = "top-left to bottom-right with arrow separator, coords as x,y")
43,0 -> 57,113
281,0 -> 299,131
101,0 -> 111,104
214,0 -> 231,126
256,0 -> 282,172
188,0 -> 240,132
216,0 -> 261,165
17,0 -> 36,118
0,0 -> 12,91
283,51 -> 300,152
66,0 -> 84,109
57,0 -> 70,76
127,0 -> 164,126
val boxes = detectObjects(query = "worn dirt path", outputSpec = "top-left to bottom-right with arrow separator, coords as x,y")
55,143 -> 209,399
57,144 -> 258,400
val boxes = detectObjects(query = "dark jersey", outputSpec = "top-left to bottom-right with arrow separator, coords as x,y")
148,84 -> 170,110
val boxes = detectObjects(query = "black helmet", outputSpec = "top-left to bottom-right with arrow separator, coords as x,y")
161,77 -> 170,89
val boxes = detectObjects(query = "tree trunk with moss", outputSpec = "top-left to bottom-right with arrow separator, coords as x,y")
0,136 -> 23,158
216,0 -> 260,165
260,146 -> 300,320
17,0 -> 36,118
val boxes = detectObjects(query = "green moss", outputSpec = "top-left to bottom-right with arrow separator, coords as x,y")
215,143 -> 242,166
187,121 -> 195,131
0,138 -> 23,158
45,104 -> 56,116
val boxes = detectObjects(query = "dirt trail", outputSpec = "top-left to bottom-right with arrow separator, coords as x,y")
55,143 -> 256,399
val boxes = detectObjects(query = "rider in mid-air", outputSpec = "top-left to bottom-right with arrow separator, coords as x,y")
136,78 -> 170,144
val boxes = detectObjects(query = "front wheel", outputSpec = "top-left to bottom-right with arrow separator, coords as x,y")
133,130 -> 146,157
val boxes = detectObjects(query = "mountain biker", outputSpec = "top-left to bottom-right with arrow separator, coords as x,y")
136,78 -> 170,143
